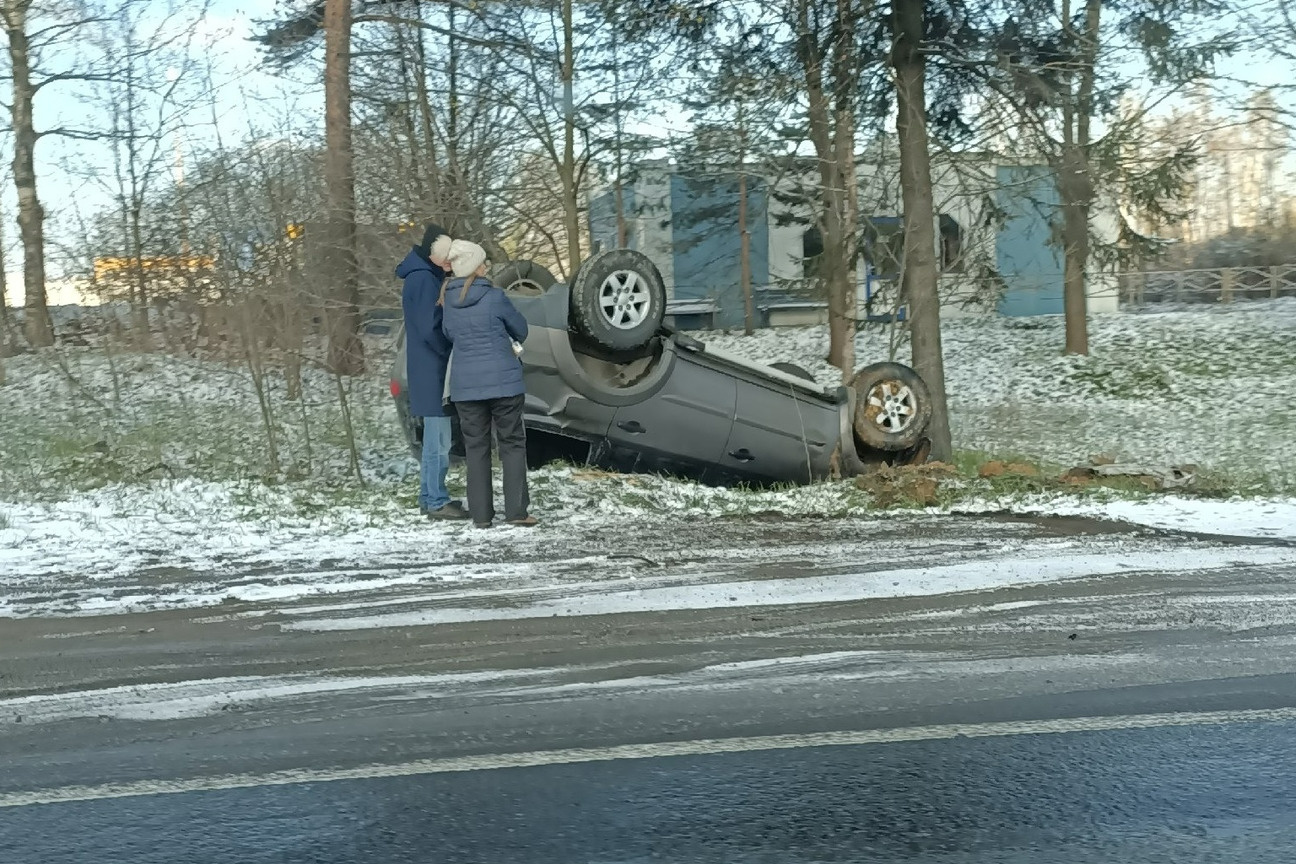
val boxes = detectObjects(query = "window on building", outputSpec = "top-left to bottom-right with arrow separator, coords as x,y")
802,225 -> 824,279
939,214 -> 964,272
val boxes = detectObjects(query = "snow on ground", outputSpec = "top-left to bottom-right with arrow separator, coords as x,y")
278,542 -> 1296,632
0,649 -> 1157,726
699,299 -> 1296,490
2,301 -> 1295,615
0,333 -> 411,498
969,495 -> 1296,542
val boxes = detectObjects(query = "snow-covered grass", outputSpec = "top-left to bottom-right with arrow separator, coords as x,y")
0,335 -> 410,499
6,301 -> 1292,504
701,299 -> 1296,493
1,300 -> 1294,593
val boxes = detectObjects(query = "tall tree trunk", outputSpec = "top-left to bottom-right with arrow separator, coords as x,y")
1059,0 -> 1100,356
735,103 -> 754,337
796,0 -> 847,370
829,0 -> 860,377
612,41 -> 628,248
411,22 -> 443,219
4,2 -> 52,348
392,22 -> 426,212
0,203 -> 9,354
613,180 -> 628,248
892,0 -> 952,461
445,3 -> 463,231
561,0 -> 581,274
439,7 -> 504,263
738,168 -> 754,337
323,0 -> 363,375
130,207 -> 153,351
0,209 -> 9,380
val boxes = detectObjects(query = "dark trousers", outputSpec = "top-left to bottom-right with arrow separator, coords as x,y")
454,394 -> 530,523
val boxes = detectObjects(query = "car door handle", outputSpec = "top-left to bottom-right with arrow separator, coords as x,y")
728,448 -> 755,462
617,420 -> 645,434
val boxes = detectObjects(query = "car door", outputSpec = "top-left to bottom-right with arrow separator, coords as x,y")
718,375 -> 838,485
605,352 -> 737,480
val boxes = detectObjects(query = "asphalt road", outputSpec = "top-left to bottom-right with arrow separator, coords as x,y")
5,715 -> 1296,863
4,514 -> 1296,862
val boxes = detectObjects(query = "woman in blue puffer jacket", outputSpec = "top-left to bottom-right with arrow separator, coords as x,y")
440,240 -> 537,528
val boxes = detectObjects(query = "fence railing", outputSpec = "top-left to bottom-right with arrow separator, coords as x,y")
1120,265 -> 1296,306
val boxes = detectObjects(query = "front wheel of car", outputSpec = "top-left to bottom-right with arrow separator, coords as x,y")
569,249 -> 667,352
848,362 -> 933,451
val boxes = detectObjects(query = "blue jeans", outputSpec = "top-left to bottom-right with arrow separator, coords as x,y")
419,416 -> 453,511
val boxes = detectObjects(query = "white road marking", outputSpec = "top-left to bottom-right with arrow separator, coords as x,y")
4,706 -> 1296,809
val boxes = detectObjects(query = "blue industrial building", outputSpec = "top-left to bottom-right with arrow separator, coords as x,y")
587,156 -> 1115,328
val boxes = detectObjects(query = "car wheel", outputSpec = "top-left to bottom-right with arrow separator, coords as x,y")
770,362 -> 815,382
491,260 -> 557,297
848,362 -> 933,451
569,249 -> 666,352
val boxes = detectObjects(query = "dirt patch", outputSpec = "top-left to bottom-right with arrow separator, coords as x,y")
978,460 -> 1040,479
855,462 -> 959,507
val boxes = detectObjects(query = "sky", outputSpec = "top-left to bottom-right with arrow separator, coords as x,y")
5,0 -> 1295,307
5,0 -> 312,304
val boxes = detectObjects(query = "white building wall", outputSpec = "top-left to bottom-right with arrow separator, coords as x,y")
1087,192 -> 1122,314
629,164 -> 676,297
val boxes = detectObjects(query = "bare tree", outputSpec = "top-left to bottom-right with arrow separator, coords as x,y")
791,0 -> 862,376
253,0 -> 363,374
77,0 -> 209,350
0,200 -> 8,382
1055,0 -> 1101,355
322,0 -> 361,375
676,30 -> 792,337
2,0 -> 50,346
985,0 -> 1229,354
890,0 -> 951,460
0,173 -> 9,367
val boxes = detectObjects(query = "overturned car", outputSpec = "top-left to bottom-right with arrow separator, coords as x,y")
390,249 -> 932,486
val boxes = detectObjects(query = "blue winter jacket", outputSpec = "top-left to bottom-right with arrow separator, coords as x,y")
397,248 -> 452,417
440,275 -> 529,403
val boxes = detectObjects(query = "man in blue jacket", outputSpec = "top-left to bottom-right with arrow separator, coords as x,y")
397,223 -> 469,520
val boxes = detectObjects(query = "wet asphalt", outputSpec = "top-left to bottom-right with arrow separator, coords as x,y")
4,718 -> 1296,863
5,514 -> 1296,862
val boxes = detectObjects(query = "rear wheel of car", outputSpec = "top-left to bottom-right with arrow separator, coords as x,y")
848,362 -> 933,451
491,260 -> 557,297
569,249 -> 666,352
770,362 -> 815,382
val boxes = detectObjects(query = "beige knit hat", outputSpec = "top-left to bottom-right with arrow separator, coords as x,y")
449,239 -> 487,278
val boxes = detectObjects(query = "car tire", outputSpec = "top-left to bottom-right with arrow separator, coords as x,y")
771,362 -> 816,382
569,249 -> 666,352
848,362 -> 933,451
491,260 -> 557,297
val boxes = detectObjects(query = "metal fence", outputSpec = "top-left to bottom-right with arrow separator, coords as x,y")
1120,265 -> 1296,306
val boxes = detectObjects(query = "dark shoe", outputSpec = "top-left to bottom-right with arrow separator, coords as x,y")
473,521 -> 493,529
506,515 -> 539,527
425,502 -> 470,521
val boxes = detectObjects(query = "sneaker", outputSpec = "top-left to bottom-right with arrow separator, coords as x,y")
506,515 -> 539,527
425,501 -> 470,520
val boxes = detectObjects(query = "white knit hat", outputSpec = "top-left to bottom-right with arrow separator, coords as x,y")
429,234 -> 453,262
449,239 -> 487,278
